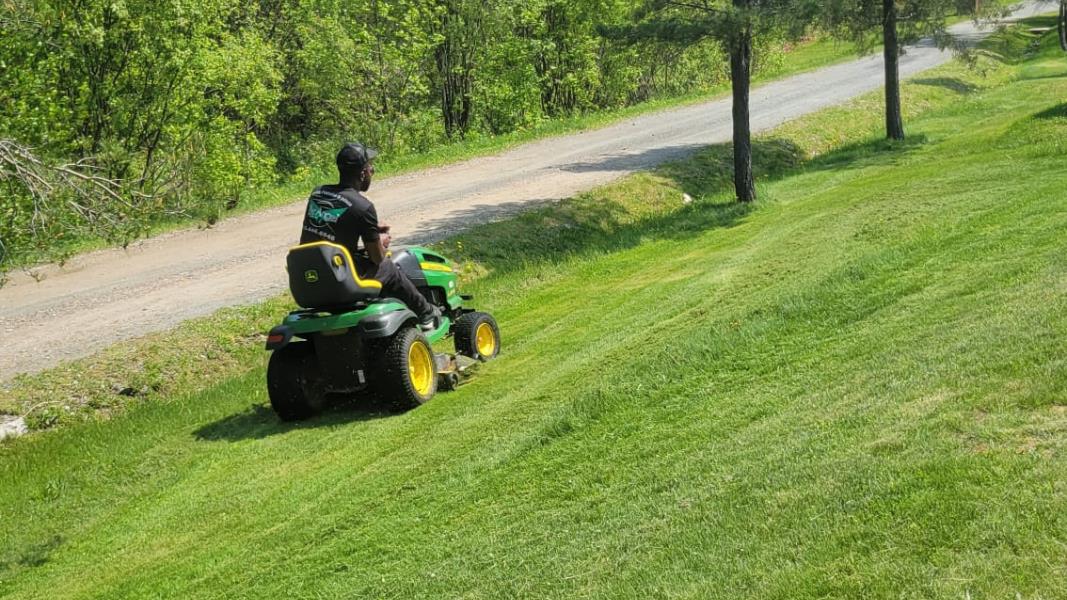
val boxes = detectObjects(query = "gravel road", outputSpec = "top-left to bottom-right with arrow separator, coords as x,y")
0,1 -> 1052,382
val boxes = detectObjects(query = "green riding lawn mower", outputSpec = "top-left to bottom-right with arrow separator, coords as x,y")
264,241 -> 500,420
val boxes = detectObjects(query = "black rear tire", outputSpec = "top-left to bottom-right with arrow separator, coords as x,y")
454,312 -> 501,361
267,342 -> 322,421
372,326 -> 437,410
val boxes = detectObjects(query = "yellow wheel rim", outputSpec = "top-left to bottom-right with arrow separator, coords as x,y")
408,340 -> 434,397
475,322 -> 497,358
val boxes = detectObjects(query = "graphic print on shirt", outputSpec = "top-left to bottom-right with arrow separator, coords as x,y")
305,189 -> 349,234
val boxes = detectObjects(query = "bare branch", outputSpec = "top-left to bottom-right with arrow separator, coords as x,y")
0,139 -> 148,239
0,0 -> 39,31
665,0 -> 728,14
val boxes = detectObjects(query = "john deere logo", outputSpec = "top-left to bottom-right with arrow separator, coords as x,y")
304,269 -> 319,283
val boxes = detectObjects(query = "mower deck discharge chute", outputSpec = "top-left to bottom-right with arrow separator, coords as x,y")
265,242 -> 500,420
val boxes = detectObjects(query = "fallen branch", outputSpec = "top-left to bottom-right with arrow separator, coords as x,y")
0,139 -> 148,235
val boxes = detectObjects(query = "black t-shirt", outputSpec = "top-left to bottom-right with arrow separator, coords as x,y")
299,185 -> 380,275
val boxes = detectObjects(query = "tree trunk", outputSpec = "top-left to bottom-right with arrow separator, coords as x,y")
435,2 -> 474,140
1059,0 -> 1067,52
730,21 -> 756,203
883,0 -> 905,141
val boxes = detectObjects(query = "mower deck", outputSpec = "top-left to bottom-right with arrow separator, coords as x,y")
435,353 -> 480,391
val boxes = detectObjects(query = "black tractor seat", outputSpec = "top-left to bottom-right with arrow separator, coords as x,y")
287,242 -> 383,310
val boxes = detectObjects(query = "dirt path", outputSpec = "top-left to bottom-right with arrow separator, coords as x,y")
0,2 -> 1051,382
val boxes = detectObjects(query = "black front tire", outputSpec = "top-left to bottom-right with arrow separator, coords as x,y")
267,342 -> 322,421
454,312 -> 501,361
372,326 -> 437,410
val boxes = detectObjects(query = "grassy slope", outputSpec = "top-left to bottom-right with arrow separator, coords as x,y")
2,22 -> 1065,599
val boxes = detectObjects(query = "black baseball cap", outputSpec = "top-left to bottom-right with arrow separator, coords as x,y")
336,142 -> 378,170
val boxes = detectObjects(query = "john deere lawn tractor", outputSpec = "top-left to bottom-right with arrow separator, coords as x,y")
264,242 -> 500,420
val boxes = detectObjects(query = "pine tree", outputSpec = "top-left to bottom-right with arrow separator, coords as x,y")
822,0 -> 995,141
603,0 -> 820,203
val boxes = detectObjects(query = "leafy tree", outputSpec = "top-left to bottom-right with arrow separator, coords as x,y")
0,0 -> 279,249
822,0 -> 1010,141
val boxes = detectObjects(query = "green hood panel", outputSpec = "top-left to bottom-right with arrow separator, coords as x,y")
403,246 -> 463,309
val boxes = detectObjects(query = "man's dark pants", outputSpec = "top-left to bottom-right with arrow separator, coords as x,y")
363,258 -> 435,317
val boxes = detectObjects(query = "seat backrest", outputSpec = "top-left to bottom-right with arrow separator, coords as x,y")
287,242 -> 381,309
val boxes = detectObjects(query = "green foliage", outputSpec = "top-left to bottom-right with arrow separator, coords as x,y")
821,0 -> 1016,51
0,0 -> 284,258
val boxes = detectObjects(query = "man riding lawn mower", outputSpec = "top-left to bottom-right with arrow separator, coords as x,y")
264,142 -> 501,420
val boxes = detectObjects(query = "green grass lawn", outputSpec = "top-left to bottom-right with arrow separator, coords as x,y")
1,21 -> 1065,600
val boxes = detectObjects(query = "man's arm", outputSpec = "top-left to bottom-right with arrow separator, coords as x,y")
359,204 -> 389,264
366,237 -> 388,264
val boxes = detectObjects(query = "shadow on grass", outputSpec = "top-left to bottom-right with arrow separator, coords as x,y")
1019,71 -> 1067,82
194,396 -> 395,442
0,535 -> 63,574
1033,103 -> 1067,120
410,134 -> 926,279
912,77 -> 979,94
558,144 -> 707,174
